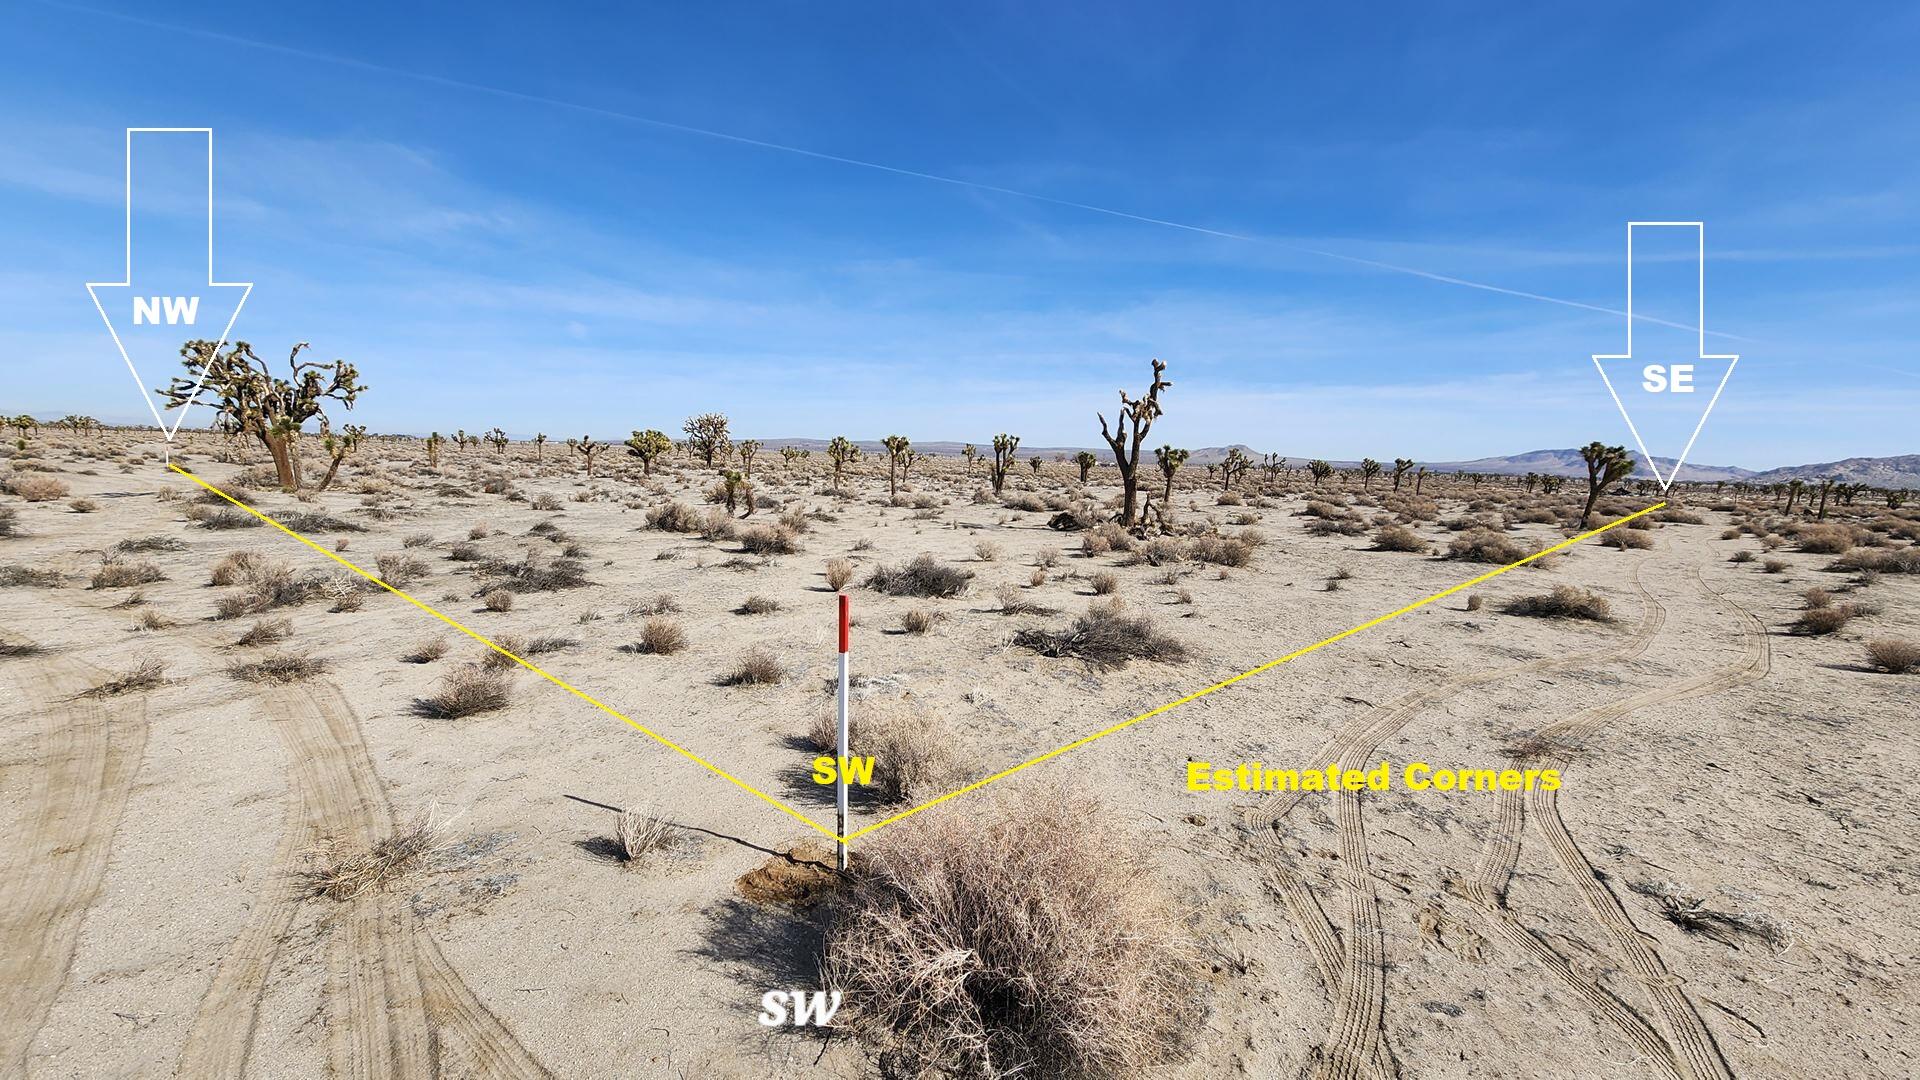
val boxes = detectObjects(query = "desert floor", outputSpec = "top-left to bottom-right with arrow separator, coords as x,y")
2,435 -> 1915,1079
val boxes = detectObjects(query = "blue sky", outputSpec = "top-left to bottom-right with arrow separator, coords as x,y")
2,2 -> 1916,468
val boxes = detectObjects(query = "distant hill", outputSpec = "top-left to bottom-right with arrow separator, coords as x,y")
1745,455 -> 1920,488
753,438 -> 1915,488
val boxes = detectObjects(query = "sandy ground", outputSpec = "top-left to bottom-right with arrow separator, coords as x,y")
1,433 -> 1915,1079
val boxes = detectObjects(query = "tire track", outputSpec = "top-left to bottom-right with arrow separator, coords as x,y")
1248,567 -> 1664,1079
0,632 -> 151,1078
1514,565 -> 1769,1080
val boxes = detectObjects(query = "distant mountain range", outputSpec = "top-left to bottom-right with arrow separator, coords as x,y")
755,438 -> 1920,488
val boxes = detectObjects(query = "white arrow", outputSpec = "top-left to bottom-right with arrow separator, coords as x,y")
84,127 -> 253,445
1591,221 -> 1738,492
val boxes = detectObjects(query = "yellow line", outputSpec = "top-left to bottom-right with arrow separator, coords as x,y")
166,463 -> 842,842
169,463 -> 1659,847
838,500 -> 1666,841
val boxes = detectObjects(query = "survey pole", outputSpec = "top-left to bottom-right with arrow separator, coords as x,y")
836,593 -> 851,870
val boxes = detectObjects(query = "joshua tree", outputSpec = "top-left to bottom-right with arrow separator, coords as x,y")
625,429 -> 672,476
882,435 -> 911,497
1815,476 -> 1836,520
1221,447 -> 1252,490
827,436 -> 859,490
1029,455 -> 1043,475
780,445 -> 806,465
683,413 -> 731,467
1888,489 -> 1907,510
1307,459 -> 1333,488
10,415 -> 37,442
1579,441 -> 1634,525
568,435 -> 604,478
961,444 -> 978,474
1096,358 -> 1172,526
1074,450 -> 1097,484
989,433 -> 1020,495
426,431 -> 444,469
1785,478 -> 1804,514
485,427 -> 509,455
316,423 -> 367,491
1155,445 -> 1188,505
1262,453 -> 1286,483
1415,466 -> 1428,494
737,439 -> 762,478
1392,458 -> 1415,491
156,340 -> 365,491
1522,471 -> 1539,493
721,469 -> 749,516
533,432 -> 547,461
1540,474 -> 1563,495
1360,457 -> 1382,492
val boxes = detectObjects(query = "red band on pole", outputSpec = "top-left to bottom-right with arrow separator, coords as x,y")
838,594 -> 850,654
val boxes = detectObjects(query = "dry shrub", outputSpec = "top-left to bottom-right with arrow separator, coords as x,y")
824,792 -> 1199,1079
645,501 -> 703,532
1503,586 -> 1612,621
304,814 -> 438,900
1133,537 -> 1187,566
0,507 -> 17,537
135,608 -> 175,630
629,616 -> 688,655
825,557 -> 855,591
187,507 -> 262,530
718,646 -> 785,686
738,595 -> 780,615
866,554 -> 973,598
80,656 -> 167,697
1800,588 -> 1833,610
6,474 -> 69,501
995,583 -> 1054,616
1762,558 -> 1790,574
1794,525 -> 1856,554
226,653 -> 330,683
481,551 -> 588,592
235,617 -> 293,647
1601,528 -> 1655,550
1190,534 -> 1256,567
278,511 -> 365,534
900,608 -> 937,634
416,665 -> 512,718
402,637 -> 449,663
740,523 -> 801,555
1865,638 -> 1919,674
612,809 -> 675,865
1729,550 -> 1755,564
375,553 -> 429,588
974,540 -> 1001,562
1795,605 -> 1858,635
1447,528 -> 1534,565
1090,570 -> 1119,595
209,550 -> 265,586
1465,593 -> 1484,612
0,565 -> 65,588
481,587 -> 515,612
68,498 -> 98,513
627,593 -> 681,617
1013,600 -> 1188,669
1372,525 -> 1427,552
1831,547 -> 1920,575
699,507 -> 737,542
90,558 -> 165,589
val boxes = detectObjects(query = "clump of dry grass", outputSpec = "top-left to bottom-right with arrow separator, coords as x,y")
1089,570 -> 1119,595
480,551 -> 588,592
1372,525 -> 1427,552
90,558 -> 165,589
973,540 -> 1001,562
1190,533 -> 1256,567
209,550 -> 264,586
1502,586 -> 1612,622
1465,593 -> 1484,611
626,616 -> 688,655
823,792 -> 1199,1079
415,665 -> 512,718
1795,605 -> 1860,635
1865,638 -> 1919,674
0,565 -> 66,588
79,656 -> 167,698
134,608 -> 176,631
481,587 -> 515,612
995,583 -> 1055,616
645,501 -> 703,532
401,637 -> 449,663
1601,528 -> 1655,550
1013,600 -> 1188,669
225,653 -> 330,683
825,556 -> 855,591
900,608 -> 937,634
375,553 -> 429,588
866,554 -> 973,598
717,646 -> 785,686
611,809 -> 676,866
737,595 -> 780,615
1831,547 -> 1920,575
0,507 -> 17,537
304,814 -> 439,901
1729,550 -> 1755,564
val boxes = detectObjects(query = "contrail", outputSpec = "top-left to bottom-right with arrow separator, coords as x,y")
43,0 -> 1742,341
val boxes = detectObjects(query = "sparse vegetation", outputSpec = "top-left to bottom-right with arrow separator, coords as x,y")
1865,638 -> 1919,674
416,665 -> 512,718
1503,586 -> 1612,622
718,646 -> 785,686
1013,600 -> 1188,669
226,653 -> 331,683
866,554 -> 973,598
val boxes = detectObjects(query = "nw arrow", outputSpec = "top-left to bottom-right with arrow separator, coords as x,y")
84,127 -> 253,444
1590,221 -> 1738,492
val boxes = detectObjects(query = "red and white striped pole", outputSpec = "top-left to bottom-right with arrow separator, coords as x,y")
835,592 -> 851,870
